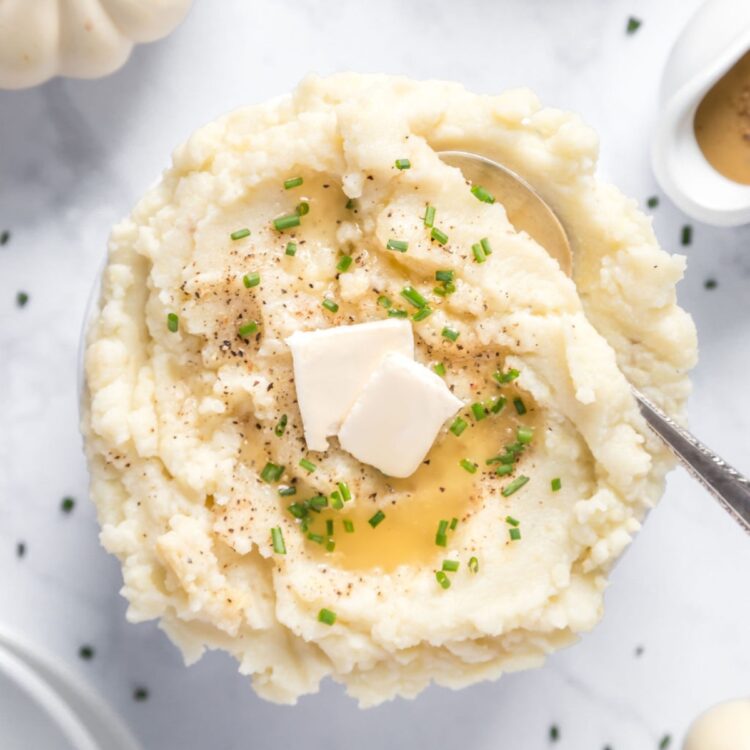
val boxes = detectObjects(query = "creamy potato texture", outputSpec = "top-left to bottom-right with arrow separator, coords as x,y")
83,74 -> 697,705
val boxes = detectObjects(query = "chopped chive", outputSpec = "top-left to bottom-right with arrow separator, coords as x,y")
325,539 -> 336,552
273,214 -> 301,231
436,519 -> 449,547
167,313 -> 179,333
330,491 -> 344,509
441,326 -> 459,342
647,196 -> 659,209
549,726 -> 560,742
278,485 -> 296,497
322,298 -> 339,313
336,255 -> 353,272
296,201 -> 310,216
401,285 -> 427,308
551,477 -> 562,492
261,462 -> 284,483
470,402 -> 487,421
368,510 -> 385,528
424,205 -> 436,227
509,527 -> 521,541
659,735 -> 672,749
274,414 -> 288,437
517,426 -> 534,444
459,459 -> 477,474
432,362 -> 446,377
326,519 -> 334,536
449,417 -> 468,436
377,295 -> 392,309
231,228 -> 251,241
489,396 -> 507,414
435,571 -> 451,589
472,243 -> 487,263
505,515 -> 520,527
337,482 -> 352,502
412,306 -> 433,322
513,397 -> 527,415
16,291 -> 29,308
345,198 -> 357,210
285,241 -> 297,256
468,556 -> 479,573
494,368 -> 520,384
435,269 -> 454,283
288,502 -> 307,519
61,497 -> 75,513
495,464 -> 513,476
243,271 -> 260,288
470,184 -> 495,204
387,239 -> 408,252
434,281 -> 456,296
705,278 -> 718,290
284,176 -> 303,190
442,559 -> 460,572
318,608 -> 337,625
449,517 -> 458,530
502,475 -> 530,497
387,308 -> 408,318
78,645 -> 94,660
681,225 -> 692,246
395,158 -> 411,170
238,321 -> 259,337
431,227 -> 448,245
307,533 -> 324,544
271,527 -> 286,554
343,519 -> 354,533
299,458 -> 316,473
626,16 -> 641,34
480,237 -> 492,255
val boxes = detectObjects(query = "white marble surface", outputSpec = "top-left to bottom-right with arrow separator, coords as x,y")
1,0 -> 749,748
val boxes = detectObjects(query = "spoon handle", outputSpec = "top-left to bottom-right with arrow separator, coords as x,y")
633,389 -> 750,533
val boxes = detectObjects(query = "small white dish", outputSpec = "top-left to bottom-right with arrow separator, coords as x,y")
652,0 -> 750,226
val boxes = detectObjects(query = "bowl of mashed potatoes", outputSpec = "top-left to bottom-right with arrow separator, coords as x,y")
81,73 -> 697,706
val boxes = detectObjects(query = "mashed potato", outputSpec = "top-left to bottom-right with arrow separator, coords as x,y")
82,74 -> 697,705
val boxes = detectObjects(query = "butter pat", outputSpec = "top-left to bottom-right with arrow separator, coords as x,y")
339,352 -> 463,477
286,320 -> 414,451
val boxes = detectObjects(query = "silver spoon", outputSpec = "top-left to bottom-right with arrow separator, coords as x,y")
440,150 -> 750,533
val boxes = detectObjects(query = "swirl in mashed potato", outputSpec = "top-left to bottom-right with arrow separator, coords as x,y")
82,74 -> 696,706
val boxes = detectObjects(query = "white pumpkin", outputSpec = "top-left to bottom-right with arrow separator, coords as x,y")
0,0 -> 192,90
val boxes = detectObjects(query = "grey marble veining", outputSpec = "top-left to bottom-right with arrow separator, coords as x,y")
1,0 -> 749,748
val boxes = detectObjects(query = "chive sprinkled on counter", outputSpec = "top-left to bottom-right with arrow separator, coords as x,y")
278,486 -> 296,497
659,735 -> 671,749
387,308 -> 408,318
459,459 -> 477,474
368,510 -> 385,528
230,228 -> 250,240
647,195 -> 659,209
239,321 -> 258,337
167,313 -> 179,332
401,286 -> 427,308
318,608 -> 337,625
78,645 -> 94,660
299,458 -> 316,473
285,241 -> 297,256
284,176 -> 304,189
470,184 -> 495,203
261,462 -> 284,483
243,271 -> 260,288
432,362 -> 446,377
61,496 -> 75,513
275,414 -> 288,437
273,214 -> 301,231
626,16 -> 641,34
551,477 -> 562,492
0,230 -> 9,245
549,725 -> 560,742
16,291 -> 29,308
431,227 -> 448,245
472,242 -> 487,263
435,571 -> 451,589
502,475 -> 529,497
441,326 -> 459,342
322,298 -> 339,313
449,416 -> 468,436
412,307 -> 432,322
681,225 -> 692,246
343,519 -> 354,533
442,559 -> 459,572
133,687 -> 149,702
424,204 -> 436,227
377,295 -> 392,308
336,255 -> 353,272
271,527 -> 286,554
513,397 -> 527,415
395,158 -> 411,170
435,519 -> 449,546
387,238 -> 408,252
296,201 -> 310,216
